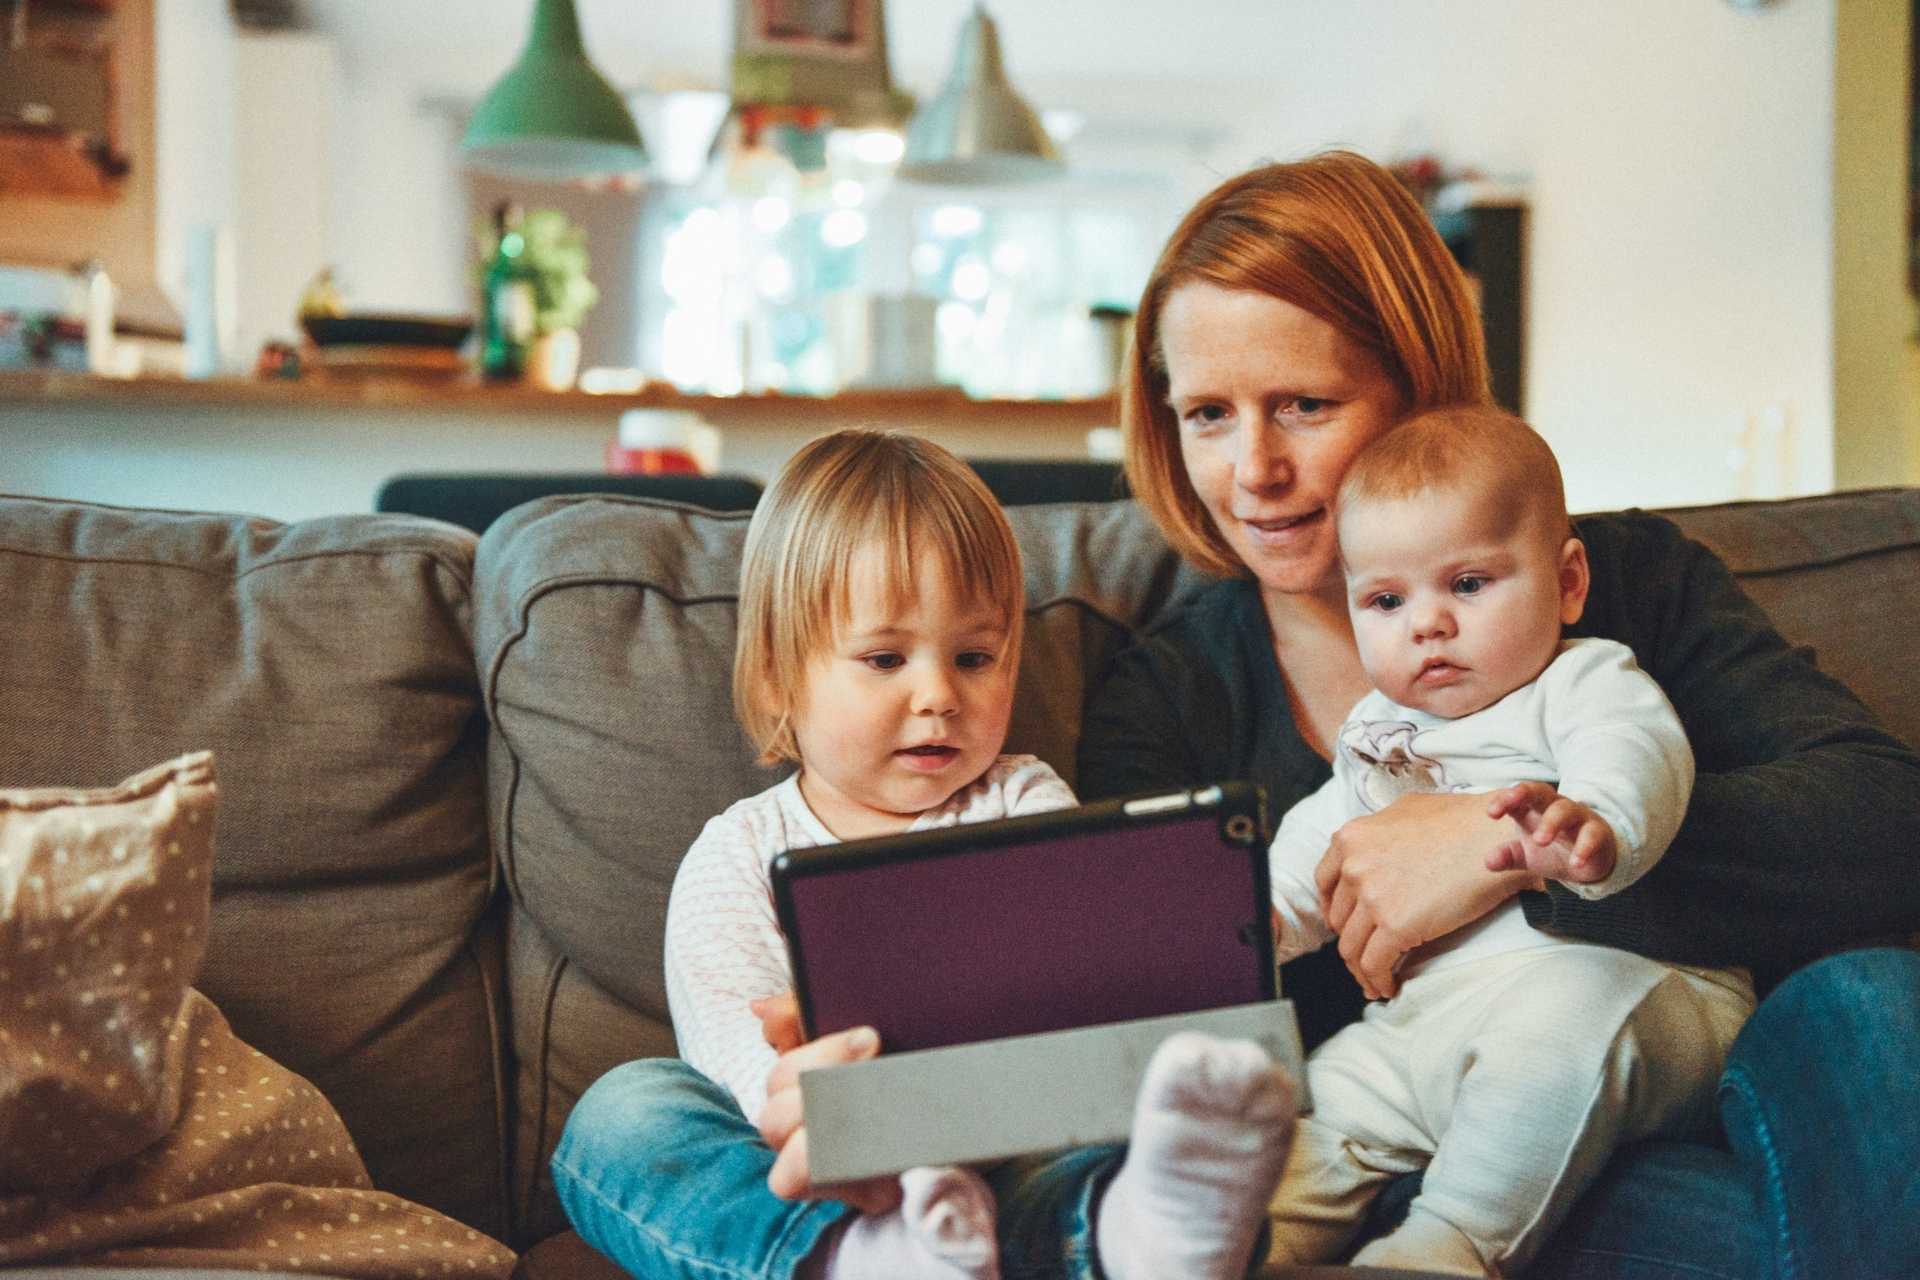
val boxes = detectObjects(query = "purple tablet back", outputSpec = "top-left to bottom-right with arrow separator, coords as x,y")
778,798 -> 1272,1053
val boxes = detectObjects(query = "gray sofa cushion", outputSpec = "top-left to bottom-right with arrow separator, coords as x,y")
1658,488 -> 1920,748
473,493 -> 1208,1241
0,496 -> 507,1240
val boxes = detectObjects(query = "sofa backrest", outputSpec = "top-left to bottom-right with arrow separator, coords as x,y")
1654,488 -> 1920,744
0,495 -> 509,1241
472,494 -> 1207,1240
477,483 -> 1920,1243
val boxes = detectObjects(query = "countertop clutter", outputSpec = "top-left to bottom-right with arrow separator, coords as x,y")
0,368 -> 1118,424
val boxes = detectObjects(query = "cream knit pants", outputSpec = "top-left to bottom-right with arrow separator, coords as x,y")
1265,944 -> 1754,1277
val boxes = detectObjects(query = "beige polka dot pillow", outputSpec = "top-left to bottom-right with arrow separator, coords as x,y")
0,753 -> 517,1277
1,751 -> 216,1191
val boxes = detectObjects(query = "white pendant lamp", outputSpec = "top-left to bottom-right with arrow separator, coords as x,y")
898,3 -> 1062,185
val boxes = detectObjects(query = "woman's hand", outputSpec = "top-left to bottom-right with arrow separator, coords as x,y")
749,993 -> 900,1214
1314,792 -> 1544,1000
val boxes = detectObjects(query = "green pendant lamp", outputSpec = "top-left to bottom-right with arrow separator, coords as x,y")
462,0 -> 648,182
898,3 -> 1061,185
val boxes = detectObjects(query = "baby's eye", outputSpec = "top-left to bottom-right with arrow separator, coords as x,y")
1453,575 -> 1489,597
1369,593 -> 1404,613
862,652 -> 905,672
955,650 -> 997,671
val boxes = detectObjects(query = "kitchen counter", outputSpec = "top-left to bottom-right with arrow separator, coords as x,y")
0,372 -> 1120,521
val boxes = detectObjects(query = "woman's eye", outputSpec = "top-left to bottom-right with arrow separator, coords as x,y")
956,650 -> 996,671
1290,397 -> 1330,416
1453,575 -> 1488,597
863,653 -> 905,672
1370,593 -> 1404,613
1181,403 -> 1230,431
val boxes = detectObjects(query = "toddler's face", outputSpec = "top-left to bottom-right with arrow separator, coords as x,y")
1340,486 -> 1586,718
789,544 -> 1016,840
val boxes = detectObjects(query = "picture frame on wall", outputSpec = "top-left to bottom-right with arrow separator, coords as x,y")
742,0 -> 875,61
0,0 -> 128,201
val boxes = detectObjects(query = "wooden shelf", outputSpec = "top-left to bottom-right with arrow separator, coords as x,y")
0,370 -> 1119,427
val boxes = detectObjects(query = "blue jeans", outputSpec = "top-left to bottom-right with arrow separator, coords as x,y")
553,949 -> 1920,1280
551,1058 -> 1122,1280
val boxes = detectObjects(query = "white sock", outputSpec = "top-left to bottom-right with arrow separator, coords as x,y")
1095,1031 -> 1297,1280
810,1164 -> 1000,1280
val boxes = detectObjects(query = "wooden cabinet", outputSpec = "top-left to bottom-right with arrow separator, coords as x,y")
1435,193 -> 1527,414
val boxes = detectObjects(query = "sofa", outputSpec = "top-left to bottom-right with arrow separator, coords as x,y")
2,480 -> 1915,1280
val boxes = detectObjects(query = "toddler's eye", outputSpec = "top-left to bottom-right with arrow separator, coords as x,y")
1453,575 -> 1488,597
863,652 -> 905,671
1369,593 -> 1404,613
956,650 -> 997,671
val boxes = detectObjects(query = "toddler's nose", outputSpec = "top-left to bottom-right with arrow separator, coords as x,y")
911,669 -> 959,716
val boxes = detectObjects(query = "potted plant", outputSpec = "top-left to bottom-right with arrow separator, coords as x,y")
476,207 -> 598,390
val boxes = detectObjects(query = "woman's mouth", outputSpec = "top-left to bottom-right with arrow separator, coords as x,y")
1241,508 -> 1325,542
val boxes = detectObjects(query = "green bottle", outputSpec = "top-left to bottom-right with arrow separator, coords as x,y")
480,202 -> 537,380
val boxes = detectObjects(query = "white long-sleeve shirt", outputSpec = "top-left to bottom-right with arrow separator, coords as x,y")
1271,638 -> 1694,979
663,754 -> 1076,1122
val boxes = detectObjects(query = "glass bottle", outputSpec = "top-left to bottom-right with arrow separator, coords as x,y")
480,202 -> 537,380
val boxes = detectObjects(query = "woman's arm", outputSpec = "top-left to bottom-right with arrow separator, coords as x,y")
1534,513 -> 1920,979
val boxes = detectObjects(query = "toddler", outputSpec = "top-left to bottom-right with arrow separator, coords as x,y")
561,429 -> 1297,1280
1263,407 -> 1757,1276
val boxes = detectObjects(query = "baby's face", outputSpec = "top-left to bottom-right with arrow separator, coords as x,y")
1340,486 -> 1586,718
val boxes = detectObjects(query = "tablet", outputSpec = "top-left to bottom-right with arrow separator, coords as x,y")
771,781 -> 1275,1054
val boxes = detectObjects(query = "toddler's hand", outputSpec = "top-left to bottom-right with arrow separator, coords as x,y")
754,1015 -> 899,1214
752,992 -> 804,1053
1485,782 -> 1617,885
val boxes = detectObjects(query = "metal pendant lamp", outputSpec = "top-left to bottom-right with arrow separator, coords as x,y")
462,0 -> 648,182
899,3 -> 1061,185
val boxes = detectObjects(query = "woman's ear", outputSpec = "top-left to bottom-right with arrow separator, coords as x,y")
1558,536 -> 1591,626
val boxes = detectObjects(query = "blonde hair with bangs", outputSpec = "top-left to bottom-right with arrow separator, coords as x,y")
733,429 -> 1025,766
1121,150 -> 1493,578
1338,406 -> 1571,545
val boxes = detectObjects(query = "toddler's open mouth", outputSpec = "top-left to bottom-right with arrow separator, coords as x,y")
897,743 -> 961,769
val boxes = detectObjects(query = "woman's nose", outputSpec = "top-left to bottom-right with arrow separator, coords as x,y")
1233,423 -> 1292,491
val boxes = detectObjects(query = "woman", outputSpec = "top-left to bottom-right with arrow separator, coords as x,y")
1078,150 -> 1920,1277
557,151 -> 1920,1280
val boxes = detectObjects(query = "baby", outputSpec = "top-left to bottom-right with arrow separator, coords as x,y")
1263,407 -> 1756,1276
557,428 -> 1297,1280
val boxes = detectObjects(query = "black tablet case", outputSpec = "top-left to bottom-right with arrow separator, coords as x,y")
772,782 -> 1275,1054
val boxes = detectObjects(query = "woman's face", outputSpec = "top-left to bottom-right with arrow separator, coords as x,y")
1160,281 -> 1407,597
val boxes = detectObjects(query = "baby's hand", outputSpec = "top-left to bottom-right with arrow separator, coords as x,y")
1484,782 -> 1617,885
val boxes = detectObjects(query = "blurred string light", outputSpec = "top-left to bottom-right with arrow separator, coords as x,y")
936,301 -> 977,341
931,205 -> 985,238
950,255 -> 991,302
821,210 -> 869,249
911,243 -> 946,277
755,255 -> 796,301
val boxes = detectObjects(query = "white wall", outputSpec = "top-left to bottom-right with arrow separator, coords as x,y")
287,0 -> 1901,508
152,2 -> 238,353
232,32 -> 337,362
